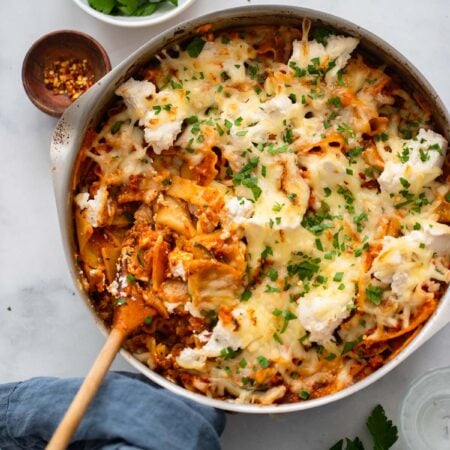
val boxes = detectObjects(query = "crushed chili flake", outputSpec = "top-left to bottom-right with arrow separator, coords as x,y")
43,58 -> 94,101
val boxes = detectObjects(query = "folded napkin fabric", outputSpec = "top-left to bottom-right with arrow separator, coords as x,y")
0,371 -> 226,450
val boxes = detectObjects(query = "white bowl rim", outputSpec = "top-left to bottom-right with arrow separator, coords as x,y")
72,0 -> 197,28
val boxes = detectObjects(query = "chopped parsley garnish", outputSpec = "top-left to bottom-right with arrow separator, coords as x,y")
144,316 -> 153,325
289,61 -> 307,78
187,115 -> 198,124
324,187 -> 332,197
337,185 -> 355,213
273,309 -> 298,333
399,177 -> 410,188
301,202 -> 334,235
126,273 -> 136,284
328,96 -> 342,108
366,284 -> 382,305
257,355 -> 270,368
325,353 -> 337,361
273,332 -> 283,344
272,202 -> 284,212
342,335 -> 363,354
247,64 -> 259,79
287,254 -> 320,281
111,120 -> 123,134
347,146 -> 364,164
114,297 -> 127,306
186,36 -> 206,58
231,156 -> 261,201
299,390 -> 310,400
266,143 -> 291,155
240,289 -> 252,301
266,268 -> 279,282
337,123 -> 356,139
353,212 -> 368,232
397,143 -> 410,162
313,26 -> 335,46
220,347 -> 242,360
333,272 -> 344,282
315,238 -> 324,251
261,165 -> 267,177
224,119 -> 232,133
337,69 -> 346,86
288,93 -> 297,103
265,285 -> 281,293
261,246 -> 273,259
283,127 -> 294,143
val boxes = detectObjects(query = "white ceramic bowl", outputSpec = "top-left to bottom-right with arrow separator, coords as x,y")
51,5 -> 450,413
72,0 -> 197,28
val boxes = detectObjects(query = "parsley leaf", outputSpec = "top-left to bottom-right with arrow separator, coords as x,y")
329,437 -> 364,450
367,405 -> 398,450
329,405 -> 398,450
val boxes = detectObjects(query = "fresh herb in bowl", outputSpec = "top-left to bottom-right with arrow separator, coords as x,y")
88,0 -> 177,16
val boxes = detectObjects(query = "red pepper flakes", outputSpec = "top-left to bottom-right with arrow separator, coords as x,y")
43,58 -> 94,101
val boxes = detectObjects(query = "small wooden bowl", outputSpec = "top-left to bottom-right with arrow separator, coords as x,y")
22,30 -> 111,117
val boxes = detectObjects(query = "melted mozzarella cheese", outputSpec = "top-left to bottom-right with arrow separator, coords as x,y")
290,35 -> 359,82
75,185 -> 108,227
379,129 -> 447,194
115,78 -> 156,119
298,256 -> 359,344
370,230 -> 447,303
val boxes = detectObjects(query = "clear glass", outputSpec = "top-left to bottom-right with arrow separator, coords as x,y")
400,367 -> 450,450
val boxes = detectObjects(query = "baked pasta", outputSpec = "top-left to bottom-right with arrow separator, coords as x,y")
73,21 -> 450,405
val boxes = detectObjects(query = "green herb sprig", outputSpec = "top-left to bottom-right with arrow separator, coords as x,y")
329,405 -> 398,450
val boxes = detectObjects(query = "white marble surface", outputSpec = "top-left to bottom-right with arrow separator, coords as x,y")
0,0 -> 449,448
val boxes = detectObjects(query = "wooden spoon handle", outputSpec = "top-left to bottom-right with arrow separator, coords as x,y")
46,328 -> 125,450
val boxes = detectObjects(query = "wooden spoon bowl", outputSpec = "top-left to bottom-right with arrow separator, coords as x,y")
22,30 -> 111,117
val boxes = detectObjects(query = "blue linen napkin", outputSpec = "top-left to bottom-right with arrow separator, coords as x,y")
0,371 -> 226,450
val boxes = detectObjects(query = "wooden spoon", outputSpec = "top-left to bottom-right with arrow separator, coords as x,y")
46,296 -> 155,450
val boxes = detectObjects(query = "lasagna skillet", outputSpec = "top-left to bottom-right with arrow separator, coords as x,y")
73,22 -> 450,405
